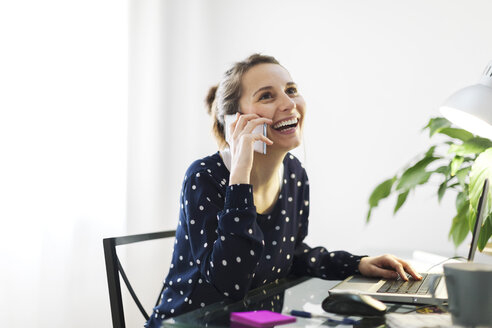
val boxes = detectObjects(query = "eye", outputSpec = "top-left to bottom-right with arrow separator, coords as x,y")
259,92 -> 273,101
286,86 -> 298,96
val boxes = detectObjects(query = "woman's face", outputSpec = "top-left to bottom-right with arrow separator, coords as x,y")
238,63 -> 306,152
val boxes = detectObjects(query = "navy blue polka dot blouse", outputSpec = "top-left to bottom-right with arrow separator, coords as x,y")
146,152 -> 365,327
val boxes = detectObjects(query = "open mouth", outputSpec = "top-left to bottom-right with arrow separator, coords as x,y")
272,117 -> 299,132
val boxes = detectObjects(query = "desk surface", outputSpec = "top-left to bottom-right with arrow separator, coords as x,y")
161,276 -> 420,328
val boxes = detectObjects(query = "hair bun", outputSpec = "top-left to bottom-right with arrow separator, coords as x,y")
205,85 -> 218,115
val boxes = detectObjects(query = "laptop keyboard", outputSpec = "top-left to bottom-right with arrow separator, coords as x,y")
377,273 -> 442,295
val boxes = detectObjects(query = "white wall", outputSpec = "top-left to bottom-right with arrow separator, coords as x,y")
0,1 -> 127,327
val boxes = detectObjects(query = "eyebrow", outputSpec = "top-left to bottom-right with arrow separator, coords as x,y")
252,82 -> 296,97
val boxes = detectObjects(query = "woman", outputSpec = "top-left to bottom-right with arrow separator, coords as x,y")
146,54 -> 420,327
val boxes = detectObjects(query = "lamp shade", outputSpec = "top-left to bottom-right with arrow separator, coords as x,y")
440,61 -> 492,140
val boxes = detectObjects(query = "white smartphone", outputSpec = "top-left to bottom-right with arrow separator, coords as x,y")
224,114 -> 267,154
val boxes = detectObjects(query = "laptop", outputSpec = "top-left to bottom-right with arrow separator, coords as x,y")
329,179 -> 489,305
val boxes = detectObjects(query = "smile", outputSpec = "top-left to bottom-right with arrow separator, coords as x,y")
272,117 -> 299,131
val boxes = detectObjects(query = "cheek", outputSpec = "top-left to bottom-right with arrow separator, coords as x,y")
262,110 -> 275,120
245,106 -> 275,119
297,105 -> 306,121
296,98 -> 306,115
240,104 -> 266,116
297,106 -> 306,130
299,108 -> 306,119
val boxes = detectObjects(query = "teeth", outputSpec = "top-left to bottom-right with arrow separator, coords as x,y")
273,117 -> 298,129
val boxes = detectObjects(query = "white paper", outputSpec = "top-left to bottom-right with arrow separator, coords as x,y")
386,313 -> 453,328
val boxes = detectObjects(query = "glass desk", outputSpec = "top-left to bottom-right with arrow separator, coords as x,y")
161,276 -> 423,328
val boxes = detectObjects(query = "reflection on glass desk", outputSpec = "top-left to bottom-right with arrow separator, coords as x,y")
161,276 -> 423,328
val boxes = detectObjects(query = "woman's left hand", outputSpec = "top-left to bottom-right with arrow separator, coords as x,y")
358,254 -> 422,281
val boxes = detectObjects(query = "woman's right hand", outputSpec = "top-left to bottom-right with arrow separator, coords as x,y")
227,113 -> 273,185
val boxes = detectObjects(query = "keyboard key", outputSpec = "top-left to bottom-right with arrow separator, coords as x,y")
416,274 -> 441,295
387,280 -> 405,293
377,273 -> 428,294
377,281 -> 393,293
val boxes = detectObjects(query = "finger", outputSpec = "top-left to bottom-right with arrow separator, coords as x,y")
227,113 -> 240,138
398,259 -> 422,280
229,119 -> 237,139
368,266 -> 399,280
253,133 -> 273,145
389,258 -> 408,281
234,115 -> 272,137
377,255 -> 407,281
242,117 -> 273,134
236,113 -> 261,120
231,114 -> 247,139
232,114 -> 260,139
240,133 -> 273,146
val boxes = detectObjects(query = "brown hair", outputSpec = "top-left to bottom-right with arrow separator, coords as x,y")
205,53 -> 280,148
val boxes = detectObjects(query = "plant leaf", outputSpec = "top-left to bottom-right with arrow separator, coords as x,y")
396,156 -> 440,192
367,177 -> 396,222
450,156 -> 464,176
449,137 -> 492,156
394,190 -> 410,214
455,190 -> 468,213
366,208 -> 372,223
437,128 -> 474,141
455,166 -> 471,188
468,148 -> 492,247
424,117 -> 451,137
425,145 -> 437,158
469,148 -> 492,215
438,181 -> 447,203
449,199 -> 471,248
435,165 -> 450,177
448,182 -> 460,189
478,213 -> 492,251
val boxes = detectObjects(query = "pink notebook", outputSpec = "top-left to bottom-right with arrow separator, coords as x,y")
230,310 -> 296,328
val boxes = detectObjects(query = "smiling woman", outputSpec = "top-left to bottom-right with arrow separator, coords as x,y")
238,62 -> 305,155
145,54 -> 421,328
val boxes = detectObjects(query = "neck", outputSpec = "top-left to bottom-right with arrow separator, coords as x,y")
250,148 -> 286,189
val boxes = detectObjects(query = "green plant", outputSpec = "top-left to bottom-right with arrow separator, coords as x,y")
366,117 -> 492,251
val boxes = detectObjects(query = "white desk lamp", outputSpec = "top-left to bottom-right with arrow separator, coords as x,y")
439,61 -> 492,139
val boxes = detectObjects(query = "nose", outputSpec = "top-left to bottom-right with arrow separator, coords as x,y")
279,93 -> 296,112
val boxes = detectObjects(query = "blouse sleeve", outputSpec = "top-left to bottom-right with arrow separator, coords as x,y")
182,170 -> 264,300
290,169 -> 367,280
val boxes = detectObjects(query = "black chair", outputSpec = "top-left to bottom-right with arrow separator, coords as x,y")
103,230 -> 176,328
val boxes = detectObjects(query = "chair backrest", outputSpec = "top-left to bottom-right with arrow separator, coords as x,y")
103,230 -> 176,328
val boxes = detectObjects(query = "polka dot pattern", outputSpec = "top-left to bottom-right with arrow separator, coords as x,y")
146,152 -> 366,328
